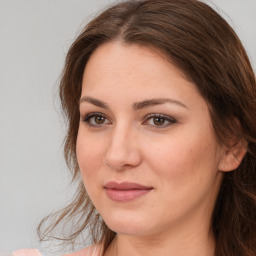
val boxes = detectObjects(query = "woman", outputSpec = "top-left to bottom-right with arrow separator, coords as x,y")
14,0 -> 256,255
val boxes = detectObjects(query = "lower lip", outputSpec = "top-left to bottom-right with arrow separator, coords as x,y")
105,188 -> 152,202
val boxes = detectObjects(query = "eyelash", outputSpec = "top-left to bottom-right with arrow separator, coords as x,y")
143,114 -> 176,127
82,112 -> 176,128
82,112 -> 111,127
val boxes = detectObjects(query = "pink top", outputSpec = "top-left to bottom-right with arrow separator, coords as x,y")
12,245 -> 102,256
12,249 -> 42,256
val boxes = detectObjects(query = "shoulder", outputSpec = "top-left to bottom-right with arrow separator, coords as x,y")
63,244 -> 102,256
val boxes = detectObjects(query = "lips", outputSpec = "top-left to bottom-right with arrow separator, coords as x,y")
104,182 -> 153,202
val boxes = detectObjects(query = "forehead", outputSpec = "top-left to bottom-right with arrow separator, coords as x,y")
82,42 -> 191,92
81,42 -> 206,111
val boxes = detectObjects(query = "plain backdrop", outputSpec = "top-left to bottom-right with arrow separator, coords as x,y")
0,0 -> 255,255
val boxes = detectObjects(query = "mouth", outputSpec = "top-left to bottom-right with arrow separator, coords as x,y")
104,181 -> 153,202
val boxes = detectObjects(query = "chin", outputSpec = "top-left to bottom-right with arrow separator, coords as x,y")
108,223 -> 151,236
102,211 -> 152,236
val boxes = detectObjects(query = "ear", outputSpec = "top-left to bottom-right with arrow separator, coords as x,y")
218,138 -> 248,172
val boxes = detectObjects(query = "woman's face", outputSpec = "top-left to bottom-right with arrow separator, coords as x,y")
77,42 -> 225,237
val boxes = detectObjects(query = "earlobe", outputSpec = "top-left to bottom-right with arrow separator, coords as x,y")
218,139 -> 248,172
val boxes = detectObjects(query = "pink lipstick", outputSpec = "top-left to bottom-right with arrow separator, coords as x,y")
104,182 -> 153,202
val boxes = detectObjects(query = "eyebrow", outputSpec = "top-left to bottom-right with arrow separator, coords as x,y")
79,96 -> 109,108
79,96 -> 188,110
133,98 -> 188,110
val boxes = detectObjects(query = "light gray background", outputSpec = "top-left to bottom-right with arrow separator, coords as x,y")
0,0 -> 255,255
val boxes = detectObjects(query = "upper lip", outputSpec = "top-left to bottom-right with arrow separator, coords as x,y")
104,181 -> 153,190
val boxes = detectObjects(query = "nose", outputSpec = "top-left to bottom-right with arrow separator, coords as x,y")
103,125 -> 142,171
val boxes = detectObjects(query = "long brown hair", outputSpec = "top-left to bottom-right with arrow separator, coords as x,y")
38,0 -> 256,255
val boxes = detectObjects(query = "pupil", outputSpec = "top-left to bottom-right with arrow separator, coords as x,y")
154,117 -> 164,125
95,116 -> 105,124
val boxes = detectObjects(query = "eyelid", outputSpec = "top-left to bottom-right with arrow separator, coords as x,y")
82,112 -> 107,120
82,112 -> 112,127
142,113 -> 177,127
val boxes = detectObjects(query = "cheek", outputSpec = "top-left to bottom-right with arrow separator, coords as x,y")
76,129 -> 104,183
143,131 -> 222,216
76,129 -> 108,208
143,126 -> 220,186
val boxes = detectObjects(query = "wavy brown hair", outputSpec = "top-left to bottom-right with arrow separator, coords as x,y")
38,0 -> 256,255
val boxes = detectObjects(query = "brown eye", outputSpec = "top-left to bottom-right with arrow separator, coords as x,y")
94,115 -> 106,124
143,114 -> 176,128
83,113 -> 111,127
153,117 -> 165,126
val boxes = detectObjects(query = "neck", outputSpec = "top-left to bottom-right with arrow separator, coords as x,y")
104,208 -> 216,256
105,228 -> 215,256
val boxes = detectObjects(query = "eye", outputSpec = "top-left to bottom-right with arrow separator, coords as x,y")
143,114 -> 176,127
82,112 -> 111,127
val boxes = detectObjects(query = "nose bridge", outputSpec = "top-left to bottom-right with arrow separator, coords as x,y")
104,121 -> 141,171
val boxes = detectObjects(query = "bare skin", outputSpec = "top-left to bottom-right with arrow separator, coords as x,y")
76,41 -> 246,256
